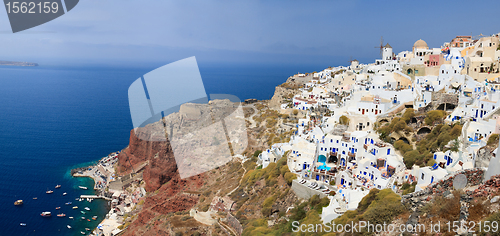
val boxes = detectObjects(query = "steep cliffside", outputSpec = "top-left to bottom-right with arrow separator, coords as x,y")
117,126 -> 183,192
116,127 -> 205,236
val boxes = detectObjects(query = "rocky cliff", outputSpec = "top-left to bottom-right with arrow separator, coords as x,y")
117,127 -> 180,192
116,126 -> 205,236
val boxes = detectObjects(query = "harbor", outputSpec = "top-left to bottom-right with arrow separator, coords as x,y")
71,151 -> 147,236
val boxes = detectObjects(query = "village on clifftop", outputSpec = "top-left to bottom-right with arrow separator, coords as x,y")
256,33 -> 500,223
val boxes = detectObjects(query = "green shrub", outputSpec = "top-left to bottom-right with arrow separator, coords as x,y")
425,110 -> 446,125
284,172 -> 296,185
487,134 -> 499,146
339,115 -> 350,126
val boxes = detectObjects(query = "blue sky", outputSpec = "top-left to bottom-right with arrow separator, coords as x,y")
1,0 -> 499,67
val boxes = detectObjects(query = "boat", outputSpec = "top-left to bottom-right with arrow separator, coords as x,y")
55,207 -> 61,210
80,231 -> 85,235
41,212 -> 51,217
20,223 -> 26,226
65,202 -> 72,205
55,185 -> 61,189
92,216 -> 97,220
81,217 -> 85,220
67,225 -> 71,229
57,213 -> 66,217
85,228 -> 90,231
63,192 -> 67,196
14,200 -> 23,206
80,211 -> 85,214
72,206 -> 78,209
75,198 -> 79,201
84,207 -> 90,211
69,217 -> 74,219
33,197 -> 37,200
78,186 -> 88,190
46,190 -> 53,194
87,219 -> 90,222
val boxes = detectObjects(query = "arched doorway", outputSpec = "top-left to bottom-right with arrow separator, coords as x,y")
417,127 -> 432,135
399,137 -> 410,144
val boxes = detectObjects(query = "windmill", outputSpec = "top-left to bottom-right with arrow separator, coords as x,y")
348,56 -> 354,65
374,36 -> 384,58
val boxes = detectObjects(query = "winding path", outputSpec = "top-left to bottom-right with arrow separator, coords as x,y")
227,157 -> 248,196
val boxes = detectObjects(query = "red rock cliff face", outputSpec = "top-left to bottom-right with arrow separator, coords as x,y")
117,128 -> 179,192
117,128 -> 205,235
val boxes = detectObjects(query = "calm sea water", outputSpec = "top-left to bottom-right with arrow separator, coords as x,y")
0,62 -> 330,236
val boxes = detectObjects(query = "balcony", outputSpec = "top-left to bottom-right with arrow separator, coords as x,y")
374,142 -> 386,148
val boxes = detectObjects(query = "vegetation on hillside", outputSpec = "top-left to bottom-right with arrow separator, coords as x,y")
334,189 -> 406,235
376,109 -> 462,169
242,194 -> 330,236
377,109 -> 415,142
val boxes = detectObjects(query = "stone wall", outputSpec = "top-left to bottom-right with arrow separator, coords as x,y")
431,92 -> 459,106
291,180 -> 327,199
226,213 -> 243,236
401,168 -> 484,204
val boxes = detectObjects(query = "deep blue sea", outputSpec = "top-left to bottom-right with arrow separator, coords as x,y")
0,62 -> 330,236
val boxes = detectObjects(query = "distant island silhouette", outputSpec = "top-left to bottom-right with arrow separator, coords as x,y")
0,60 -> 38,66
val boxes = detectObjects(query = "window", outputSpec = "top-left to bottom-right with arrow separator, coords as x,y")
421,173 -> 425,180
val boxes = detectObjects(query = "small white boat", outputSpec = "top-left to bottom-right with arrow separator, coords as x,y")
80,231 -> 85,235
84,207 -> 90,211
55,185 -> 61,189
78,186 -> 88,190
20,223 -> 26,226
63,192 -> 67,196
41,211 -> 51,217
69,216 -> 74,219
67,225 -> 71,229
46,190 -> 53,194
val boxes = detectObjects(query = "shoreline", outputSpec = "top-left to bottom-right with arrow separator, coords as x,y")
71,151 -> 120,235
